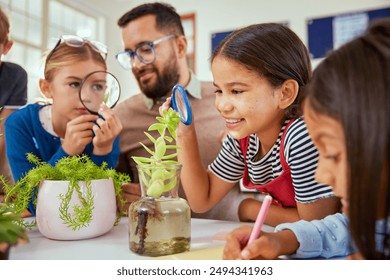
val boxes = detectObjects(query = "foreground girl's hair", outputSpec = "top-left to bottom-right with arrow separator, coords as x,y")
305,19 -> 390,259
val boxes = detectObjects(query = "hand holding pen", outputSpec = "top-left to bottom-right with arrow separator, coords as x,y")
223,195 -> 283,260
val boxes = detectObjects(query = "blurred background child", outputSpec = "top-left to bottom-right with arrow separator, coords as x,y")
0,7 -> 27,201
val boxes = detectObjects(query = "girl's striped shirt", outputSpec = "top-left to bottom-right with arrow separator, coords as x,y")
209,118 -> 334,203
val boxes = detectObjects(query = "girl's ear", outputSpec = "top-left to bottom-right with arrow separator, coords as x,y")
2,40 -> 13,55
278,79 -> 299,109
39,79 -> 52,98
175,35 -> 187,59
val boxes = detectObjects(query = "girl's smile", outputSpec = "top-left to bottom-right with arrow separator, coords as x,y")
224,118 -> 245,129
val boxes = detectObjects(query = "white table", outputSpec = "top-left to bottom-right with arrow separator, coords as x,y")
9,217 -> 274,260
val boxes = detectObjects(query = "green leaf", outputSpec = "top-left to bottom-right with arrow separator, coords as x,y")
161,153 -> 178,160
164,135 -> 173,143
154,137 -> 167,159
144,132 -> 157,144
162,177 -> 177,192
148,123 -> 165,132
140,142 -> 155,156
131,108 -> 182,199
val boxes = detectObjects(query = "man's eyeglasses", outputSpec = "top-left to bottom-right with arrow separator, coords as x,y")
44,35 -> 108,71
115,34 -> 176,70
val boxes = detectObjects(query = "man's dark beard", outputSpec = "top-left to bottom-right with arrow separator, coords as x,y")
139,59 -> 180,100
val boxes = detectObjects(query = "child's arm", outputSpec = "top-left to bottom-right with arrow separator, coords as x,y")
90,136 -> 120,168
224,213 -> 353,260
176,121 -> 236,212
159,99 -> 236,213
238,198 -> 300,226
274,213 -> 354,259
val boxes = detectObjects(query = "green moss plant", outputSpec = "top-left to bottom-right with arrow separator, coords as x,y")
0,154 -> 130,230
132,108 -> 181,198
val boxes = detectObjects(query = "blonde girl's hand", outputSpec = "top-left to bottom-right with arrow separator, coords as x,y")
62,114 -> 99,155
92,104 -> 123,155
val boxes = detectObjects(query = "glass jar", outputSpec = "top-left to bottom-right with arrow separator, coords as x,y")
128,164 -> 191,257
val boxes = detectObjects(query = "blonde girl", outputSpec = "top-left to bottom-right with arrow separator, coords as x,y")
5,35 -> 122,215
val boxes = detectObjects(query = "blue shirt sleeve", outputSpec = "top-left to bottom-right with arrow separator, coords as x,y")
275,213 -> 356,259
90,136 -> 120,168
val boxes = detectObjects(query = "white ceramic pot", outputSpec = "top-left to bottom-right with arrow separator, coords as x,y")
36,178 -> 117,240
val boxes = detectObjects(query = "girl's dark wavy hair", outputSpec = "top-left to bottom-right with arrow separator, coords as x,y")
211,23 -> 312,123
303,19 -> 390,259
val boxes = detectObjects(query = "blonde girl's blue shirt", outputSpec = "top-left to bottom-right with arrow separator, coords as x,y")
4,103 -> 120,215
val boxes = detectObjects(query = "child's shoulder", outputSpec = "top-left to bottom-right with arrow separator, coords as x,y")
1,61 -> 27,76
6,103 -> 44,124
284,118 -> 311,144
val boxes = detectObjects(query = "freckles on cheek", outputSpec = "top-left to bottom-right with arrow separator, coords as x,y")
248,102 -> 258,112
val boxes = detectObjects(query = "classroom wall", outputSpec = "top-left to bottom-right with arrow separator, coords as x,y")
80,0 -> 390,100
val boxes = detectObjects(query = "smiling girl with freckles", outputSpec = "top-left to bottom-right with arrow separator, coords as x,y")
164,23 -> 340,226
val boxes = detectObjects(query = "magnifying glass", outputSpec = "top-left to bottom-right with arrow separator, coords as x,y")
171,84 -> 192,125
79,71 -> 121,115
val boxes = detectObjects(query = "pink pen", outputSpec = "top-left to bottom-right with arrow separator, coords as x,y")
247,195 -> 273,244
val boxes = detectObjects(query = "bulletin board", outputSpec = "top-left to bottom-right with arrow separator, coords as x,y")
307,7 -> 390,59
211,30 -> 233,54
211,22 -> 289,54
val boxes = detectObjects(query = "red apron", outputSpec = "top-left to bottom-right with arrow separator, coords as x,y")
239,119 -> 296,207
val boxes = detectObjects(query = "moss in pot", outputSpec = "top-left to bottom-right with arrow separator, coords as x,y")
0,154 -> 130,239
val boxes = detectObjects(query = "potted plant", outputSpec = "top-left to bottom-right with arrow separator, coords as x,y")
129,108 -> 191,257
0,154 -> 130,240
0,202 -> 28,260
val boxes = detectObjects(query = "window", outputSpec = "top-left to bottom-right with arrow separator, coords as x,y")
1,0 -> 104,102
181,13 -> 196,74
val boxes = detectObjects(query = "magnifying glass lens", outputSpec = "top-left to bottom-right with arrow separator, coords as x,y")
79,71 -> 121,114
174,88 -> 188,121
171,84 -> 192,125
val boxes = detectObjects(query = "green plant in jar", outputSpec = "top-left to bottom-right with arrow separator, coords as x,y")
132,107 -> 181,198
129,107 -> 191,257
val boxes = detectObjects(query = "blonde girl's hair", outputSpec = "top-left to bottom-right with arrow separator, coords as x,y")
43,42 -> 107,82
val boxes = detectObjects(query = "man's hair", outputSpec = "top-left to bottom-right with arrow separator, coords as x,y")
117,2 -> 184,36
0,7 -> 10,44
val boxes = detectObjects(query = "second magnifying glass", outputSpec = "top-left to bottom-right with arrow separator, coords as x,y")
79,70 -> 121,115
171,84 -> 192,125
